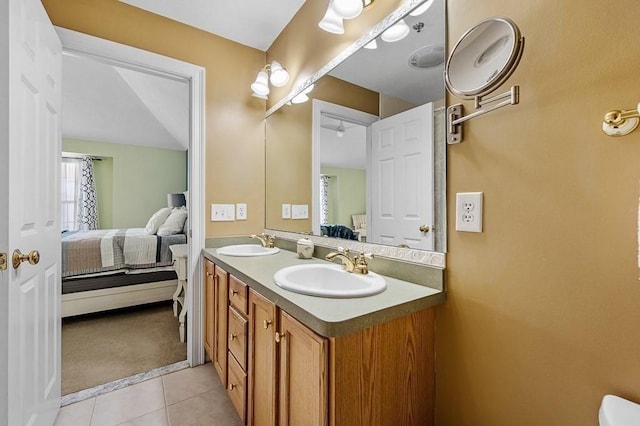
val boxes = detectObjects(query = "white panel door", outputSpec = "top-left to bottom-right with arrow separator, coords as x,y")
1,0 -> 62,424
369,103 -> 434,250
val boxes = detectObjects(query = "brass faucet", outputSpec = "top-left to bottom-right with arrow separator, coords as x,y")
250,233 -> 276,248
325,248 -> 373,274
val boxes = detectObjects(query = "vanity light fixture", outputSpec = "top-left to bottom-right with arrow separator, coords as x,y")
250,61 -> 290,99
290,84 -> 315,104
319,0 -> 374,34
602,102 -> 640,136
381,19 -> 410,42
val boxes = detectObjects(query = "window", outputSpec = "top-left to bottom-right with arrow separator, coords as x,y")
61,157 -> 81,231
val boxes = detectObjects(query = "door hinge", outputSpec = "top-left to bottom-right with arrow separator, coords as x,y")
0,253 -> 7,271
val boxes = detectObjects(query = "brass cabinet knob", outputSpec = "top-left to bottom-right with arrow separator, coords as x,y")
263,319 -> 272,329
229,333 -> 237,341
229,383 -> 236,391
231,289 -> 238,297
419,225 -> 430,233
12,249 -> 40,269
275,331 -> 285,343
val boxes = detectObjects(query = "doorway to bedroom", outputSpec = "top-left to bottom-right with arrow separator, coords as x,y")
58,32 -> 198,396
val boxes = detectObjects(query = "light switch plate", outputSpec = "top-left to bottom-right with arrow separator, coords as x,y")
211,204 -> 235,222
455,192 -> 483,232
291,204 -> 309,220
282,204 -> 291,219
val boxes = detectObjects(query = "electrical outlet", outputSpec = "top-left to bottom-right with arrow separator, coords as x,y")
456,192 -> 483,232
236,203 -> 247,220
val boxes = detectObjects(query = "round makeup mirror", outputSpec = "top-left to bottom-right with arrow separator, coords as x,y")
445,17 -> 524,99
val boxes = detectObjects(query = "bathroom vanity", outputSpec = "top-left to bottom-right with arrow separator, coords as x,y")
202,247 -> 445,426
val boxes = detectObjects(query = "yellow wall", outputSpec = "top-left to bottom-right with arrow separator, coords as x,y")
437,0 -> 640,425
43,0 -> 266,237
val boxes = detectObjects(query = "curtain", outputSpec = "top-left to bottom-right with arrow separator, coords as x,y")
320,175 -> 330,225
77,156 -> 99,230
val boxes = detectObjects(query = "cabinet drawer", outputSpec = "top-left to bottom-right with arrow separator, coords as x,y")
229,275 -> 248,315
227,353 -> 247,424
228,306 -> 248,370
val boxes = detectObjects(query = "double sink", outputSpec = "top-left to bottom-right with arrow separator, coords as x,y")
216,244 -> 386,298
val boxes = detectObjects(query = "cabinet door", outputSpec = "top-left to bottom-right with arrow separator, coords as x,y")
278,312 -> 328,426
203,259 -> 215,361
248,289 -> 278,426
213,265 -> 229,386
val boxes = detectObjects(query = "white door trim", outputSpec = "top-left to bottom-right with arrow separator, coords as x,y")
55,28 -> 206,366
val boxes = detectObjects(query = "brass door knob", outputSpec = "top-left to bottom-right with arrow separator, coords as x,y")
12,249 -> 40,269
419,225 -> 430,233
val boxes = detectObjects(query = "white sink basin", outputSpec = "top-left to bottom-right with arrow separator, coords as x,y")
216,244 -> 280,257
274,264 -> 386,298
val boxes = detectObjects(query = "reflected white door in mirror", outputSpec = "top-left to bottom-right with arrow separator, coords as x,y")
312,100 -> 435,251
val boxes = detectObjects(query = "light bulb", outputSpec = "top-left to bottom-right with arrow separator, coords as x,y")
336,121 -> 346,137
291,93 -> 309,104
409,0 -> 434,16
364,39 -> 377,49
381,19 -> 410,43
318,3 -> 345,34
269,61 -> 289,87
250,71 -> 270,96
332,0 -> 363,19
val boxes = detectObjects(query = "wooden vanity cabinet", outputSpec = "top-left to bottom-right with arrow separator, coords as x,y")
213,263 -> 229,386
278,311 -> 328,426
247,289 -> 278,426
203,260 -> 215,361
204,257 -> 435,426
227,275 -> 250,423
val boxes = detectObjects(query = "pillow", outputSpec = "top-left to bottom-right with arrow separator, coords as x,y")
158,207 -> 188,236
145,207 -> 172,235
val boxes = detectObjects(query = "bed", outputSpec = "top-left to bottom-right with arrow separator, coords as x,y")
61,227 -> 186,317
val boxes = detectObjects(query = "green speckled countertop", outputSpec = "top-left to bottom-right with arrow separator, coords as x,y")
202,247 -> 446,338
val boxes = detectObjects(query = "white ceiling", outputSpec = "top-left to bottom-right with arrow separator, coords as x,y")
119,0 -> 307,51
62,54 -> 190,151
329,0 -> 445,105
320,117 -> 367,169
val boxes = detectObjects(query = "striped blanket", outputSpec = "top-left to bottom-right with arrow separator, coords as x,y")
61,228 -> 186,278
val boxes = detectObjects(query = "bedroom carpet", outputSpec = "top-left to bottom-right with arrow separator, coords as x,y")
61,302 -> 187,396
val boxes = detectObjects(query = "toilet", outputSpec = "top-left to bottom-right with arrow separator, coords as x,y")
600,395 -> 640,425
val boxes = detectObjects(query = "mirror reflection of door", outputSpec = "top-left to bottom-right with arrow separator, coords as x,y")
314,100 -> 435,249
370,103 -> 434,250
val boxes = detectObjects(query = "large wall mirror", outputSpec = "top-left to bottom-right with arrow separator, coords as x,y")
266,0 -> 447,264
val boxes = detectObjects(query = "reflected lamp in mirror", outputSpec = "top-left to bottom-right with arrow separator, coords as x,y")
445,16 -> 525,144
602,102 -> 640,136
167,193 -> 186,208
319,0 -> 374,34
251,61 -> 290,99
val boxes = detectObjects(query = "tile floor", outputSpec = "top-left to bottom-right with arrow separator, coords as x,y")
54,363 -> 243,426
